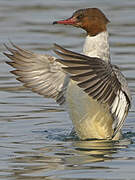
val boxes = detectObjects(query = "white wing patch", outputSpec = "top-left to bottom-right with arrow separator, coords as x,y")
111,90 -> 128,134
111,94 -> 119,114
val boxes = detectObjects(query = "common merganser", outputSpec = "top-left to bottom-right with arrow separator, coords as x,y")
4,8 -> 131,140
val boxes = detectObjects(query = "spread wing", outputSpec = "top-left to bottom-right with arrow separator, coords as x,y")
54,43 -> 131,138
4,43 -> 67,105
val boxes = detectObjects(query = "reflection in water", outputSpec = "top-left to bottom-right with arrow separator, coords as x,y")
69,138 -> 131,163
7,137 -> 131,179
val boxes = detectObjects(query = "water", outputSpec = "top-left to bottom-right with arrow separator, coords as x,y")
0,0 -> 135,179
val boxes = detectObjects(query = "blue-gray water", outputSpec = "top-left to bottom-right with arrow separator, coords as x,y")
0,0 -> 135,179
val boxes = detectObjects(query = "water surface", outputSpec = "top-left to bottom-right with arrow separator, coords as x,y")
0,0 -> 135,179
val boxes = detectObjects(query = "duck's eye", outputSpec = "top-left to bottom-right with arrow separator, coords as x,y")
77,14 -> 83,19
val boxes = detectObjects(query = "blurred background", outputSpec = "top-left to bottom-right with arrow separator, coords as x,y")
0,0 -> 135,179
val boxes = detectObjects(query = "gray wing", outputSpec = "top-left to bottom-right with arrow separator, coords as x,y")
4,43 -> 67,105
54,44 -> 131,138
113,65 -> 131,103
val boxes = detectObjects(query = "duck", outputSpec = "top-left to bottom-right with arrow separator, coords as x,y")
4,8 -> 131,140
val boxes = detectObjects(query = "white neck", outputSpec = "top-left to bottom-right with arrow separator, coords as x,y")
83,31 -> 110,62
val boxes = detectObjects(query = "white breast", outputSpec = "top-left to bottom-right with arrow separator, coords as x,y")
83,31 -> 110,62
66,31 -> 113,140
66,80 -> 113,139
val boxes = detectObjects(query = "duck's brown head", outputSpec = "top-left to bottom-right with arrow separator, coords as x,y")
53,8 -> 110,36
